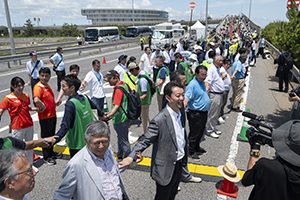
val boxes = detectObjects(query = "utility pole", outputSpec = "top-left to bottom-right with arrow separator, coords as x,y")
4,0 -> 16,58
205,0 -> 208,39
249,0 -> 252,20
132,0 -> 135,26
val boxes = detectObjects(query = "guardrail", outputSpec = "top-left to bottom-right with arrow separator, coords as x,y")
0,41 -> 77,54
265,39 -> 299,82
0,38 -> 138,68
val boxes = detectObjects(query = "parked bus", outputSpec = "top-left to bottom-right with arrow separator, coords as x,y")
84,27 -> 119,44
124,26 -> 152,38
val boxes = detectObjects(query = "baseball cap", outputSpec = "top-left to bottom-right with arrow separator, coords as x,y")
104,70 -> 120,78
29,50 -> 37,55
127,62 -> 139,70
118,55 -> 128,63
195,46 -> 202,51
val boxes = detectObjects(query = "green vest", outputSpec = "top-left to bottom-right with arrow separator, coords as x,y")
155,67 -> 170,94
137,71 -> 152,105
1,137 -> 13,151
67,95 -> 94,149
180,61 -> 194,84
112,83 -> 129,124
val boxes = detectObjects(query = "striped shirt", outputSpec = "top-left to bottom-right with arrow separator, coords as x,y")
88,148 -> 123,200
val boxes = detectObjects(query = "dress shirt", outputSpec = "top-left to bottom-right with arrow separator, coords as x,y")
166,105 -> 185,161
83,69 -> 105,98
205,64 -> 225,93
114,64 -> 127,81
88,148 -> 122,200
220,67 -> 231,90
26,59 -> 44,79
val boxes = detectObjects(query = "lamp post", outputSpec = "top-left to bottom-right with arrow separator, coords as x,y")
249,0 -> 252,20
132,0 -> 135,26
205,0 -> 208,39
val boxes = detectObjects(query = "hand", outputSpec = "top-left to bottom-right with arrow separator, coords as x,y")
99,115 -> 107,121
136,151 -> 142,163
230,75 -> 236,80
37,103 -> 46,112
118,157 -> 134,169
80,84 -> 85,91
45,136 -> 59,146
55,99 -> 62,106
28,81 -> 31,86
288,94 -> 300,102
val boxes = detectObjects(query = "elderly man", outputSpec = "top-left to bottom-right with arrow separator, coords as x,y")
53,121 -> 129,200
230,54 -> 247,112
0,148 -> 37,200
205,55 -> 225,138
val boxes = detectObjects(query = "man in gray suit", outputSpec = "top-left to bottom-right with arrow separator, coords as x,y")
119,81 -> 187,200
53,121 -> 129,200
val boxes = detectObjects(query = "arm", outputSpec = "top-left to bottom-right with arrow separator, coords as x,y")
183,98 -> 189,110
53,164 -> 77,200
204,81 -> 210,93
106,105 -> 119,119
87,95 -> 105,120
0,108 -> 5,117
55,90 -> 64,105
80,80 -> 87,91
27,74 -> 31,86
34,97 -> 46,112
247,150 -> 260,170
28,107 -> 38,112
138,60 -> 144,68
24,138 -> 52,150
155,78 -> 164,87
231,69 -> 238,80
140,91 -> 147,101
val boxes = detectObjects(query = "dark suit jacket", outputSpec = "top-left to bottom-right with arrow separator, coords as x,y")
129,107 -> 188,186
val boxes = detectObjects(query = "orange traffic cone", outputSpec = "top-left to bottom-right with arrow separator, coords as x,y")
217,162 -> 240,198
103,57 -> 107,64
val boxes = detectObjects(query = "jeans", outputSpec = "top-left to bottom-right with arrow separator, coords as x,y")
91,97 -> 105,111
56,70 -> 66,91
113,119 -> 132,159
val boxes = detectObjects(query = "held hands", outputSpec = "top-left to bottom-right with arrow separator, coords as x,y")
37,103 -> 46,112
118,151 -> 142,169
230,75 -> 236,81
55,99 -> 62,106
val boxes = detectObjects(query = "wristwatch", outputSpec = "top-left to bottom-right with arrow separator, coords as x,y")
250,151 -> 260,158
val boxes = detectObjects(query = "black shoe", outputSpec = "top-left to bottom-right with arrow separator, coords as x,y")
52,152 -> 63,159
196,147 -> 207,155
284,89 -> 288,93
44,158 -> 56,166
231,108 -> 243,112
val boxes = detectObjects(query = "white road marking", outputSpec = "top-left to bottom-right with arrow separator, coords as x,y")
217,71 -> 251,200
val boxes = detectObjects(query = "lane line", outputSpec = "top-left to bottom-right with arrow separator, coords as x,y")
217,71 -> 251,199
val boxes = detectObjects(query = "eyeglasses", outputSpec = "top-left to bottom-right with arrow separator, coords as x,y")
14,164 -> 34,177
91,139 -> 110,146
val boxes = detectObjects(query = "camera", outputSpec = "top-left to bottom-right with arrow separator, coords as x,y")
289,89 -> 300,97
243,112 -> 273,147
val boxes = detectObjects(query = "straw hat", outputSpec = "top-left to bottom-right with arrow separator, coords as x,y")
217,162 -> 241,182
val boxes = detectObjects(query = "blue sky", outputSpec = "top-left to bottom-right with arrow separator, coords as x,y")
0,0 -> 289,28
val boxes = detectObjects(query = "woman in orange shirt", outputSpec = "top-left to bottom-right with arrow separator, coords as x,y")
0,77 -> 39,163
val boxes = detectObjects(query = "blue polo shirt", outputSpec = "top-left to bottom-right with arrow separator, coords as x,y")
232,60 -> 245,79
185,77 -> 210,111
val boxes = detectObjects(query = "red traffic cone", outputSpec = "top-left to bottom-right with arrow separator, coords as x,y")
217,162 -> 240,198
24,151 -> 41,162
217,178 -> 239,198
103,57 -> 107,64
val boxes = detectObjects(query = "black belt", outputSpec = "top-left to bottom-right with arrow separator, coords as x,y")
210,91 -> 223,95
188,109 -> 208,113
31,77 -> 39,80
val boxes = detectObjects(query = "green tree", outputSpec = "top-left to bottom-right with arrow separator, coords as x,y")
23,19 -> 35,37
59,23 -> 80,37
47,28 -> 56,37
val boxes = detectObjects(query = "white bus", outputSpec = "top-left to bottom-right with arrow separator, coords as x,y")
84,27 -> 119,44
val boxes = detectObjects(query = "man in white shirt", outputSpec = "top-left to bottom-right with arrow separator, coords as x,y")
120,81 -> 187,200
175,38 -> 184,53
139,47 -> 151,75
26,50 -> 44,94
114,55 -> 128,81
80,60 -> 106,110
150,47 -> 164,82
205,55 -> 225,138
0,148 -> 36,200
162,44 -> 171,68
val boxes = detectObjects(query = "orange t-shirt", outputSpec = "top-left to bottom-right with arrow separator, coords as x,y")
0,93 -> 33,129
33,82 -> 56,120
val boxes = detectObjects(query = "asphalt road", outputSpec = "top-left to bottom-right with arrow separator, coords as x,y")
0,45 -> 294,200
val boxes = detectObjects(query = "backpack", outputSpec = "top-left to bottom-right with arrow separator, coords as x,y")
116,83 -> 141,120
283,52 -> 293,70
139,75 -> 156,96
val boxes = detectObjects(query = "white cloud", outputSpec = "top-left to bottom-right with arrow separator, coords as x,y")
140,0 -> 152,7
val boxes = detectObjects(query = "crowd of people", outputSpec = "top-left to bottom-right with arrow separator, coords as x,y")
1,15 -> 300,200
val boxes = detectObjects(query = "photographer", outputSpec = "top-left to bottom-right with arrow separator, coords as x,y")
241,120 -> 300,200
288,77 -> 300,120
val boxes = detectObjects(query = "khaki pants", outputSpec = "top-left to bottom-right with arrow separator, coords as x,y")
231,78 -> 245,109
157,94 -> 164,112
141,104 -> 150,134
